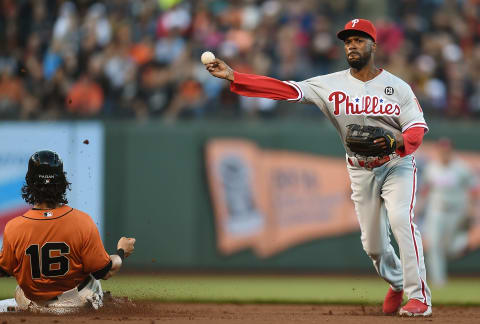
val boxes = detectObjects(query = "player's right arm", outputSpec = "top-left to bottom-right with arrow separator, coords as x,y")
205,59 -> 303,102
102,237 -> 136,280
206,59 -> 235,81
81,215 -> 135,280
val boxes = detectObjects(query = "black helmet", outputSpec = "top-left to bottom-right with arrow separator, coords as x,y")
26,150 -> 64,185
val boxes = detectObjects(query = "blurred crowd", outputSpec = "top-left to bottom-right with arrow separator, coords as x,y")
1,0 -> 480,121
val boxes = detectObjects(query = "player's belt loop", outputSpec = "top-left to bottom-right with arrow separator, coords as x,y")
346,153 -> 399,170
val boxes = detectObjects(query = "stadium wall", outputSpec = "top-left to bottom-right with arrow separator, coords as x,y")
0,122 -> 105,249
104,119 -> 480,273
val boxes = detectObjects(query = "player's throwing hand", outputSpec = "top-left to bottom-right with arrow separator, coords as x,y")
205,59 -> 234,81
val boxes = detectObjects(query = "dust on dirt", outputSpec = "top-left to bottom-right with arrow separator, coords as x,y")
0,299 -> 478,324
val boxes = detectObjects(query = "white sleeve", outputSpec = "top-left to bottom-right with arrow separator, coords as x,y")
287,76 -> 326,105
399,86 -> 429,133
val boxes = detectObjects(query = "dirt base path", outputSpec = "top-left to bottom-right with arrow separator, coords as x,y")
1,302 -> 479,323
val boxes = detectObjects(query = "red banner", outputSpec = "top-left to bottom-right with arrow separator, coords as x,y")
206,139 -> 480,258
205,139 -> 358,257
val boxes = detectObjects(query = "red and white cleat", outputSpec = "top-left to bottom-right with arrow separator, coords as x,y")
399,299 -> 432,317
383,287 -> 404,315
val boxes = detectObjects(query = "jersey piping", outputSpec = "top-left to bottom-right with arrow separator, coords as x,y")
21,208 -> 74,221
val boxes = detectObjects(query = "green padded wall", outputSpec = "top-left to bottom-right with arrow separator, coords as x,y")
104,119 -> 480,273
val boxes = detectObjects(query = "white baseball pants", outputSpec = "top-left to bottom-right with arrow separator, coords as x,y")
347,155 -> 432,306
0,275 -> 104,314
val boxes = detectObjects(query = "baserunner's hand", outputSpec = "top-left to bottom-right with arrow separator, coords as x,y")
117,237 -> 136,258
205,59 -> 235,81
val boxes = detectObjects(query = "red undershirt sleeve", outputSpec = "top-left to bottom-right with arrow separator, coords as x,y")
396,127 -> 425,157
229,71 -> 301,101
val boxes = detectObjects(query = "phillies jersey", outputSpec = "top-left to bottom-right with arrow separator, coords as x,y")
287,69 -> 428,155
223,17 -> 434,310
0,205 -> 110,301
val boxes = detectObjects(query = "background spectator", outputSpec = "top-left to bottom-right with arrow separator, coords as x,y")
1,0 -> 480,121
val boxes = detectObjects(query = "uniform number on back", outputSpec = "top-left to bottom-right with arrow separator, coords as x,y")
25,242 -> 70,279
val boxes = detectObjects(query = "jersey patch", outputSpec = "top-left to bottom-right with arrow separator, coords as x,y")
384,86 -> 394,95
328,91 -> 400,116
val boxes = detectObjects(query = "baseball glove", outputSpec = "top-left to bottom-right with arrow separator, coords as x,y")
345,124 -> 397,157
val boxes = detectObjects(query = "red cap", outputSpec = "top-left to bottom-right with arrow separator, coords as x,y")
337,19 -> 376,42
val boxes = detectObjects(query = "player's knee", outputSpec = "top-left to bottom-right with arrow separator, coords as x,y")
366,252 -> 381,262
387,211 -> 410,230
362,245 -> 384,259
360,236 -> 389,258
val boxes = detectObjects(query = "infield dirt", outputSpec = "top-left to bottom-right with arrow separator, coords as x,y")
1,302 -> 479,323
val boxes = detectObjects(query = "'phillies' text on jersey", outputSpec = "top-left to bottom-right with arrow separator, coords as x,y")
328,91 -> 400,116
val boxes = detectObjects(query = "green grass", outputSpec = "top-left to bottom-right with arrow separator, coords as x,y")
1,275 -> 479,305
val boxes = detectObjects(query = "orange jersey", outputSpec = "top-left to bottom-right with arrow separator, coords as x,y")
0,205 -> 110,301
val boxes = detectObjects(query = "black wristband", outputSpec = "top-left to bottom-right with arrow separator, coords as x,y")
92,260 -> 113,280
116,248 -> 125,261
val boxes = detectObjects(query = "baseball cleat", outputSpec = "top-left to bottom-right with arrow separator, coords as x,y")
398,299 -> 432,317
382,287 -> 403,315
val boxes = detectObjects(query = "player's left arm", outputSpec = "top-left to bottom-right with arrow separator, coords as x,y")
396,127 -> 425,156
0,257 -> 10,277
372,126 -> 424,156
0,224 -> 17,277
373,85 -> 427,155
396,85 -> 428,156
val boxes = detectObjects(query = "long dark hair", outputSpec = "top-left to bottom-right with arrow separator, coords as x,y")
21,172 -> 71,208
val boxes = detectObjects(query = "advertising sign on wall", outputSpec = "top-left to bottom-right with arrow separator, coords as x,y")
206,139 -> 480,258
0,122 -> 104,248
206,139 -> 358,258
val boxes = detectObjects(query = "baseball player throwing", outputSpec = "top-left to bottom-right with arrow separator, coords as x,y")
0,150 -> 135,313
206,19 -> 431,316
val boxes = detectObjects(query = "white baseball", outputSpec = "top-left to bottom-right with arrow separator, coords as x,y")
201,51 -> 216,64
